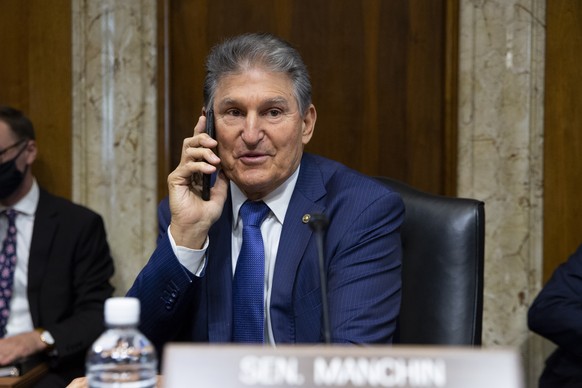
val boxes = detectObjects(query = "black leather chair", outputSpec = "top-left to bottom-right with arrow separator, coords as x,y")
374,177 -> 485,345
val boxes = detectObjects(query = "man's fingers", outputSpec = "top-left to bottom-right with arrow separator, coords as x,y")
66,377 -> 88,388
193,115 -> 206,135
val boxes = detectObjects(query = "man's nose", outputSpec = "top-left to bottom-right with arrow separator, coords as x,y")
241,113 -> 264,144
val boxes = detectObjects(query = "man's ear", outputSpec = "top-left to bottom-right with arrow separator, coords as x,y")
301,104 -> 317,145
25,139 -> 37,164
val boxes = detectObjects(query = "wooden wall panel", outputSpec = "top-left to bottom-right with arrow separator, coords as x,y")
543,0 -> 582,281
159,0 -> 457,198
0,0 -> 72,199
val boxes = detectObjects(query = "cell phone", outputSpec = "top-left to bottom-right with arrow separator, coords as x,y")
202,109 -> 215,201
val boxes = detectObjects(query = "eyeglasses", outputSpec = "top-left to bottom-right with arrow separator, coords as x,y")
0,139 -> 27,162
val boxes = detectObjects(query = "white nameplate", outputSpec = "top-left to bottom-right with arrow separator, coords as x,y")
162,344 -> 523,388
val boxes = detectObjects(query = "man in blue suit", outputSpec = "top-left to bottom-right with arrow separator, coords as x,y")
529,243 -> 582,387
127,33 -> 404,351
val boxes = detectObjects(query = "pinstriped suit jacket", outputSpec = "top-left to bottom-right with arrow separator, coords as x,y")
128,153 -> 404,352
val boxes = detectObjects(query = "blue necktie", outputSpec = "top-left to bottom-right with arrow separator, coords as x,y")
232,201 -> 270,343
0,209 -> 17,338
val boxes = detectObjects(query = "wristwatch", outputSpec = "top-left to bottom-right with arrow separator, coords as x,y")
35,328 -> 55,349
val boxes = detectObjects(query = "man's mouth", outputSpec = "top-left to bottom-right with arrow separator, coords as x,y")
239,152 -> 269,165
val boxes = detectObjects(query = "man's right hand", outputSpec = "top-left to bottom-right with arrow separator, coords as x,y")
168,114 -> 228,249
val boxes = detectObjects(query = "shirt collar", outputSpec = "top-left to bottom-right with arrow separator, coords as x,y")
231,164 -> 301,227
0,179 -> 39,216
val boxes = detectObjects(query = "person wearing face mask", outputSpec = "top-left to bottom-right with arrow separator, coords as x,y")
0,106 -> 115,387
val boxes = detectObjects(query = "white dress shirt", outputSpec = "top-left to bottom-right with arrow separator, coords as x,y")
169,166 -> 300,345
0,180 -> 38,336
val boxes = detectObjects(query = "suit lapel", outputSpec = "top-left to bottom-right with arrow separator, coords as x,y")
28,189 -> 58,325
270,154 -> 326,343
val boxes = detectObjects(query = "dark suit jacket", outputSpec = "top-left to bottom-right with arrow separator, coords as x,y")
528,243 -> 582,387
28,188 -> 115,383
128,153 -> 404,354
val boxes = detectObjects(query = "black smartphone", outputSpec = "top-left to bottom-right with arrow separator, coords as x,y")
202,109 -> 215,201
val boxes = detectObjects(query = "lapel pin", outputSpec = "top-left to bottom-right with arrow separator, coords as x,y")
302,214 -> 311,224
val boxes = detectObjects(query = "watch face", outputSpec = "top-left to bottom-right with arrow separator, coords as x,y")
41,331 -> 55,345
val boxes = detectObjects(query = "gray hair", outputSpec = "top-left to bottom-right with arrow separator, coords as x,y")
203,33 -> 312,116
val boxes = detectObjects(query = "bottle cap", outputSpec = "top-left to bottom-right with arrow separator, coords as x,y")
105,297 -> 140,325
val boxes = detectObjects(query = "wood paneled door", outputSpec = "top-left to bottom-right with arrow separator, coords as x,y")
0,0 -> 72,199
157,0 -> 459,199
543,0 -> 582,280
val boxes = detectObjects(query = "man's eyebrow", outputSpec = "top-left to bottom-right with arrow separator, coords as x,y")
217,98 -> 238,108
217,97 -> 291,108
263,97 -> 289,106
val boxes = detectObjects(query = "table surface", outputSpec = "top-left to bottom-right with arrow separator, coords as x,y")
0,363 -> 48,388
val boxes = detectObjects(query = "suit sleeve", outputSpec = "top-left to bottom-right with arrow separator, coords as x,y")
327,190 -> 404,343
126,201 -> 201,351
46,214 -> 114,360
528,243 -> 582,356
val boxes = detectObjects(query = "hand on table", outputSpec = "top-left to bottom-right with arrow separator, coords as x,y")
0,331 -> 46,365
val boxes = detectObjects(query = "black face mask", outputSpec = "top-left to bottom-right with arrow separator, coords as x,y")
0,143 -> 28,200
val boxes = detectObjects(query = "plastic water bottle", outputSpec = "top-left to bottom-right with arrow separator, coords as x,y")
86,297 -> 158,387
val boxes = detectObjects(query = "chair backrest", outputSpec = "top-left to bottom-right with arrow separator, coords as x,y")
374,177 -> 485,345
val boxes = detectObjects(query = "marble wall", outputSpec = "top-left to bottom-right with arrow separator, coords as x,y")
71,0 -> 158,295
458,0 -> 546,385
70,0 -> 547,385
